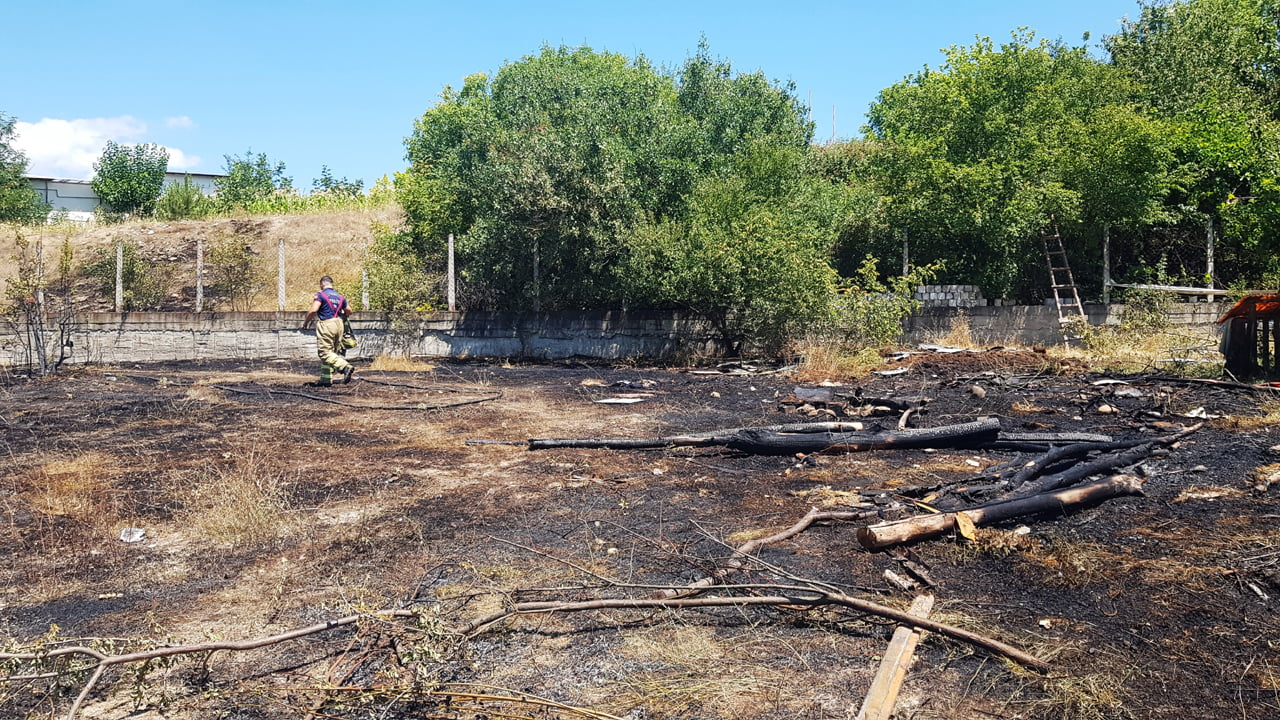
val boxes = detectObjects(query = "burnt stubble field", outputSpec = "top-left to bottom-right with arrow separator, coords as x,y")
1,351 -> 1278,719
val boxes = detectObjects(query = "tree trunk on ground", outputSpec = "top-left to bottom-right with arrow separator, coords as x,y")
856,474 -> 1146,551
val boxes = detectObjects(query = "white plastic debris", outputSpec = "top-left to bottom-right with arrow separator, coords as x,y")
119,528 -> 146,543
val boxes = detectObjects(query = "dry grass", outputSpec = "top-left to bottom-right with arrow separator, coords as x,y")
178,447 -> 295,546
369,355 -> 437,372
931,309 -> 979,349
613,625 -> 791,718
792,342 -> 882,382
20,452 -> 118,526
2,206 -> 403,312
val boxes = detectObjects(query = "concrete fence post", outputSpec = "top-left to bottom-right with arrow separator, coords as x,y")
195,237 -> 204,313
114,238 -> 123,312
447,233 -> 456,312
277,237 -> 286,311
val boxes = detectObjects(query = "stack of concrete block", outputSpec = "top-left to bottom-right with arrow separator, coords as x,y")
914,284 -> 986,308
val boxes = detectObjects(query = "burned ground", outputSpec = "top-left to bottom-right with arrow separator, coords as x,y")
1,351 -> 1278,719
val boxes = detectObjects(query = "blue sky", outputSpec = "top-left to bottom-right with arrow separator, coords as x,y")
3,0 -> 1144,191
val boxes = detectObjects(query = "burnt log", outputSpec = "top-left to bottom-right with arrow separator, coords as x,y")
856,474 -> 1146,551
723,418 -> 1000,455
529,419 -> 999,454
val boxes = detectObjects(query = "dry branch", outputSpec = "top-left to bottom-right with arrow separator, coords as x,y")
455,588 -> 1049,672
529,418 -> 1001,455
664,506 -> 875,597
857,474 -> 1146,551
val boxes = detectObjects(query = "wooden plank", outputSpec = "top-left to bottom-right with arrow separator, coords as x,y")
855,594 -> 936,720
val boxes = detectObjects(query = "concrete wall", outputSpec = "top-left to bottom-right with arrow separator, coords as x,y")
903,302 -> 1225,346
0,304 -> 1225,367
0,311 -> 728,367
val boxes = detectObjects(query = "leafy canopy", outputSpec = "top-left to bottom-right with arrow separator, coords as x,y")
91,141 -> 169,216
0,112 -> 50,224
214,151 -> 292,209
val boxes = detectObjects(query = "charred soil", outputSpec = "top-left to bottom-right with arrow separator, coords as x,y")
1,351 -> 1277,719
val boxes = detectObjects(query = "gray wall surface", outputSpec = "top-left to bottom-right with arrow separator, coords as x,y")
0,304 -> 1225,368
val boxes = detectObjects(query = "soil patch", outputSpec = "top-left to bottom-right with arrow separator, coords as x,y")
1,354 -> 1277,719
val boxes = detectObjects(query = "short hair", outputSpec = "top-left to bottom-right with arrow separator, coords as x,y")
320,275 -> 334,286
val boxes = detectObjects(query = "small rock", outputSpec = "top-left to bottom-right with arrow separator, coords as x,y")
1268,444 -> 1280,457
1097,404 -> 1116,415
970,385 -> 987,399
710,391 -> 721,398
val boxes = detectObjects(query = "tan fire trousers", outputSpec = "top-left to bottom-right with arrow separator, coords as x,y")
315,317 -> 352,372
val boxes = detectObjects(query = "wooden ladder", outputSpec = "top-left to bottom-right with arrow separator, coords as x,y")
1042,228 -> 1086,330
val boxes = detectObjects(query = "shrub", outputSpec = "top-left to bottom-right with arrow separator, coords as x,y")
82,239 -> 172,310
827,256 -> 940,350
206,235 -> 265,310
156,175 -> 214,220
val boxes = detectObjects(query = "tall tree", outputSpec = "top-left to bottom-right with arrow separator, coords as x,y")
215,151 -> 292,209
0,112 -> 50,224
91,141 -> 169,216
1106,0 -> 1280,282
400,43 -> 815,312
864,30 -> 1177,299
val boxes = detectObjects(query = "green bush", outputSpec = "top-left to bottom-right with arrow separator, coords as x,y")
825,256 -> 940,350
206,236 -> 265,310
363,223 -> 438,314
91,141 -> 168,216
156,176 -> 214,220
82,239 -> 172,310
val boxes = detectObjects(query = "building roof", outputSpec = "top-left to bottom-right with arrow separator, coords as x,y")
1217,294 -> 1280,324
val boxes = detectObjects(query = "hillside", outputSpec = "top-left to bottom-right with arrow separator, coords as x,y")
1,204 -> 403,312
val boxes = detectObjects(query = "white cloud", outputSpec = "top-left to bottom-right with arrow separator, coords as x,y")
12,116 -> 199,179
164,146 -> 201,170
166,115 -> 194,129
14,116 -> 148,178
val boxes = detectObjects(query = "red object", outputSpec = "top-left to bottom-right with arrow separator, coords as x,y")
1217,294 -> 1280,324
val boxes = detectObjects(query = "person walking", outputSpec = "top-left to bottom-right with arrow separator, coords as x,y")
302,275 -> 355,385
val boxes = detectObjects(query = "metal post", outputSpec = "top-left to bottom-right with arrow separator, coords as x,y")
195,236 -> 204,313
447,233 -> 456,312
901,229 -> 909,275
114,238 -> 123,312
361,267 -> 370,311
1102,223 -> 1111,305
531,235 -> 540,313
1206,217 -> 1215,303
277,237 -> 286,311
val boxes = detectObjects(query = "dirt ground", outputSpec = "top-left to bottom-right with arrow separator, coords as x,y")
1,350 -> 1278,720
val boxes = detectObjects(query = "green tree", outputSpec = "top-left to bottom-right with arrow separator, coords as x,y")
863,30 -> 1177,299
400,42 -> 817,319
312,166 -> 363,198
0,112 -> 50,224
91,141 -> 169,216
1106,0 -> 1280,284
214,151 -> 292,209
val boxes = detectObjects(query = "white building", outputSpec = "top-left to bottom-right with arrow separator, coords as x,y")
26,172 -> 225,221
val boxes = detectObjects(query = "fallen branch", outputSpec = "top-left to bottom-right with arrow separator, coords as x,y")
856,474 -> 1146,552
1004,423 -> 1200,494
213,383 -> 503,411
529,418 -> 1001,456
663,506 -> 875,597
526,420 -> 871,450
1,610 -> 422,720
456,587 -> 1050,672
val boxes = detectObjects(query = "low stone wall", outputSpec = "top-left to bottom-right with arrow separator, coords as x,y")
903,302 -> 1225,346
0,311 -> 728,367
0,303 -> 1226,367
914,284 -> 986,308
